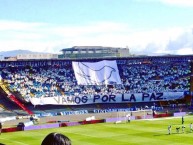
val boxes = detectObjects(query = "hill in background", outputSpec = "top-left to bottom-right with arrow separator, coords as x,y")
0,50 -> 43,57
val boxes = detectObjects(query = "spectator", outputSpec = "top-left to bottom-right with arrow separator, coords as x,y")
1,58 -> 191,101
30,115 -> 34,121
41,132 -> 71,145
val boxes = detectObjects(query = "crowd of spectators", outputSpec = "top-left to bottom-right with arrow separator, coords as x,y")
120,61 -> 190,93
0,57 -> 191,102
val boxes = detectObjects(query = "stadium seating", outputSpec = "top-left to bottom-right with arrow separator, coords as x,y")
0,56 -> 191,113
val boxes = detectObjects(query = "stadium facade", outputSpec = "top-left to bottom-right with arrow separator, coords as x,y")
17,53 -> 58,60
59,46 -> 130,59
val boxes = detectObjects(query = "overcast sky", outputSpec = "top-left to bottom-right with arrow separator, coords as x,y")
0,0 -> 193,55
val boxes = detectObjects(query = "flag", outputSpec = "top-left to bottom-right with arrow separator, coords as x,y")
72,60 -> 122,85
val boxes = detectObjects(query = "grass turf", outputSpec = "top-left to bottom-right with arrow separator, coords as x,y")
0,116 -> 193,145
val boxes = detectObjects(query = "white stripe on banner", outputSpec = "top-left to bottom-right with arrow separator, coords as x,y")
72,60 -> 122,85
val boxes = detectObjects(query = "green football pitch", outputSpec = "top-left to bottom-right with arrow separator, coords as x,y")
1,116 -> 193,145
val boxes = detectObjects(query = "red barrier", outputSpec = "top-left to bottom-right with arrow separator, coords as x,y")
60,123 -> 67,127
2,127 -> 22,133
47,120 -> 57,123
81,119 -> 105,125
136,116 -> 142,119
153,113 -> 172,118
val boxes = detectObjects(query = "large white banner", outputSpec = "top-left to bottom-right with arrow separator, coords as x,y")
72,60 -> 122,85
30,92 -> 184,105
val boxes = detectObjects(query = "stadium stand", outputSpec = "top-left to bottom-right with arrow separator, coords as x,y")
0,55 -> 192,116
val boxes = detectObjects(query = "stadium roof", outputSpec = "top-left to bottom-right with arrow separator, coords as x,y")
61,46 -> 127,51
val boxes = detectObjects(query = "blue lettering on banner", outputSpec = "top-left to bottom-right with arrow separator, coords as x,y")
122,94 -> 127,101
142,93 -> 164,101
93,95 -> 100,102
67,96 -> 75,102
93,95 -> 116,103
109,95 -> 116,102
75,96 -> 88,104
130,94 -> 136,102
93,108 -> 131,113
156,93 -> 164,100
102,95 -> 109,102
30,92 -> 184,105
122,94 -> 136,102
149,93 -> 156,101
63,110 -> 88,115
75,97 -> 81,104
82,96 -> 88,103
142,93 -> 149,101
